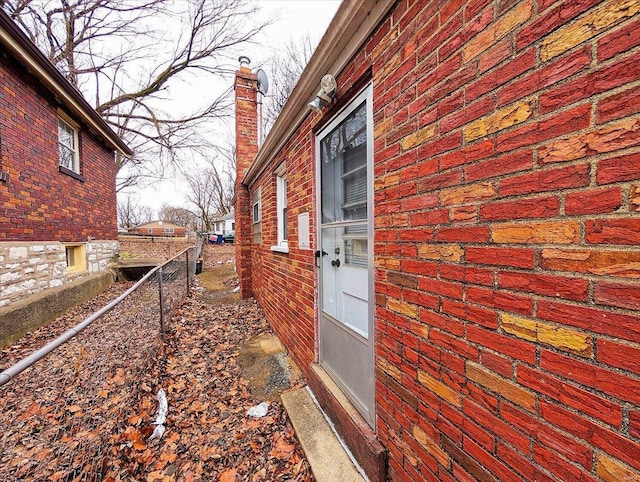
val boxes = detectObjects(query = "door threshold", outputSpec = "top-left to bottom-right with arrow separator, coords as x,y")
308,364 -> 387,482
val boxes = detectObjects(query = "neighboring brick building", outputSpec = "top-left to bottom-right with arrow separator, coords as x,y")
127,221 -> 187,238
235,0 -> 640,481
0,10 -> 132,307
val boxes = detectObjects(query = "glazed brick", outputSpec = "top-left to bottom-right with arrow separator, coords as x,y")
597,339 -> 640,375
480,196 -> 559,221
467,325 -> 536,365
466,246 -> 535,269
517,365 -> 622,427
498,163 -> 590,197
596,152 -> 640,184
537,300 -> 640,344
585,218 -> 640,245
540,349 -> 640,404
565,187 -> 622,215
598,15 -> 640,61
595,281 -> 640,311
501,403 -> 593,472
498,271 -> 588,301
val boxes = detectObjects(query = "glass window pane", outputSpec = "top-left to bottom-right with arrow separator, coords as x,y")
321,101 -> 367,224
59,145 -> 74,170
58,120 -> 74,148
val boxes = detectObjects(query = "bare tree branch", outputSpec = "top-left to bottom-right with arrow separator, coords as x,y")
3,0 -> 269,191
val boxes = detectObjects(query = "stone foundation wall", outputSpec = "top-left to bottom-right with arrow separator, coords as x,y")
0,240 -> 118,308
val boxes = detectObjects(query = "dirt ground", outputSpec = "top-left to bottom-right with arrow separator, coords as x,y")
197,244 -> 241,305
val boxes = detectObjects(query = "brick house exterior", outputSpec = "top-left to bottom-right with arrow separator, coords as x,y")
0,10 -> 131,307
235,0 -> 640,481
127,221 -> 187,238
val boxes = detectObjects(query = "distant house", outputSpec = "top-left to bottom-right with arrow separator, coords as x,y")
234,1 -> 640,481
0,10 -> 132,311
128,221 -> 186,238
211,209 -> 235,235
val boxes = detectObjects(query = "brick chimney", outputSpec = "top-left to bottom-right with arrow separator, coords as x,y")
234,56 -> 258,298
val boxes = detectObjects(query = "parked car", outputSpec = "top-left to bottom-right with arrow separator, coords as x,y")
222,231 -> 235,243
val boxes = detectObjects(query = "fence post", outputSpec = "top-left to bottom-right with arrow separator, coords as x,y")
186,249 -> 190,294
158,266 -> 166,342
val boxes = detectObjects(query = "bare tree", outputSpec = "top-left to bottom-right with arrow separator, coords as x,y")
3,0 -> 268,190
159,204 -> 197,230
263,35 -> 314,130
117,196 -> 154,229
184,149 -> 234,232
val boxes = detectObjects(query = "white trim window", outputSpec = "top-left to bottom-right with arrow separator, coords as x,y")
252,188 -> 261,224
273,163 -> 288,252
58,117 -> 80,173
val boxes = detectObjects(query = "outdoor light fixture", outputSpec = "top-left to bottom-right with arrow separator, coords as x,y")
308,74 -> 337,113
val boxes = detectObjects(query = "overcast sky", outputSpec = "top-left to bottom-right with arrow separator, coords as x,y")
133,0 -> 342,214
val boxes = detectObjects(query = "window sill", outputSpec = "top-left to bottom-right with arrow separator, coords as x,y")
59,165 -> 85,182
270,245 -> 289,254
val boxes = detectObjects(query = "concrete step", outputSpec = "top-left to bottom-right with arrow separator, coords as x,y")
281,387 -> 366,482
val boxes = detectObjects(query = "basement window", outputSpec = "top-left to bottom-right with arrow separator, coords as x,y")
65,244 -> 87,273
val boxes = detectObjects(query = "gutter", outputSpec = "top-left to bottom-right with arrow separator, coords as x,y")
0,10 -> 133,157
243,0 -> 395,187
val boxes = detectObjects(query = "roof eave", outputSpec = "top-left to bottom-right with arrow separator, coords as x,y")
243,0 -> 395,186
0,11 -> 133,156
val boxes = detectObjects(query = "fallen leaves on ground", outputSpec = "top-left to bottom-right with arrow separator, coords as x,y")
0,244 -> 312,481
105,294 -> 312,481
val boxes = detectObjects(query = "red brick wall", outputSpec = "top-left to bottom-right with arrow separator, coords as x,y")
234,66 -> 259,298
248,121 -> 318,378
242,0 -> 640,480
0,53 -> 118,242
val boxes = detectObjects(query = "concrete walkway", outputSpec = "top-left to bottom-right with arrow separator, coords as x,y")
282,387 -> 366,482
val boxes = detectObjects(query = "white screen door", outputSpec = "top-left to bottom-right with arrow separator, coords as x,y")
317,86 -> 374,426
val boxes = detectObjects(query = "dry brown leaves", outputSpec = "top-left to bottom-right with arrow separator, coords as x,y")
0,245 -> 312,481
104,296 -> 312,481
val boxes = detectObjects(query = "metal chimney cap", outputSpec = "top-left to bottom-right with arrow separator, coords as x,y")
238,56 -> 251,67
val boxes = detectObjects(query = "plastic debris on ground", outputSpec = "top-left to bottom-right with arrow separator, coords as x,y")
246,401 -> 269,418
149,388 -> 168,440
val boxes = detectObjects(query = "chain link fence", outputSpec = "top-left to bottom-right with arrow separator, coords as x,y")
0,246 -> 197,481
